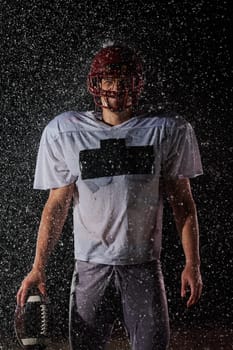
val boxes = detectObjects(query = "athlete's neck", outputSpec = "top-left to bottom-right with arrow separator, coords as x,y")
102,108 -> 132,126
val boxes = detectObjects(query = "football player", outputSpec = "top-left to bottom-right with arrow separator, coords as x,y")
17,44 -> 203,350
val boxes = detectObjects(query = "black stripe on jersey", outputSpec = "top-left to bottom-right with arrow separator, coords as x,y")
79,138 -> 155,179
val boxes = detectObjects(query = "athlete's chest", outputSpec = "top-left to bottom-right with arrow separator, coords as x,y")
60,126 -> 165,181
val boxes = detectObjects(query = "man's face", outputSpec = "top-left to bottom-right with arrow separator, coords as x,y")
100,76 -> 132,111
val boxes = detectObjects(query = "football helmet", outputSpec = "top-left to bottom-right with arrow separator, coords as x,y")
87,45 -> 144,111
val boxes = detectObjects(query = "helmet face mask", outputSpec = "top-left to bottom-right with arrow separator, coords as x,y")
87,45 -> 144,112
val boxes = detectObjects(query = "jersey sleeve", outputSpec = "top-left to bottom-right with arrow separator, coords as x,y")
162,119 -> 203,179
33,124 -> 77,190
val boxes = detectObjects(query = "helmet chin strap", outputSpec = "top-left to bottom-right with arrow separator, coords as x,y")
98,90 -> 132,112
94,96 -> 139,114
104,98 -> 128,113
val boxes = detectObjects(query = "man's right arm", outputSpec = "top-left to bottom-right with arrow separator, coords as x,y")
16,183 -> 75,306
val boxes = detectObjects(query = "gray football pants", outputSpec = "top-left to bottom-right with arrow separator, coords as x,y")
69,260 -> 170,350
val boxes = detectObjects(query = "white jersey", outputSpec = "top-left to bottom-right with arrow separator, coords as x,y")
34,111 -> 203,264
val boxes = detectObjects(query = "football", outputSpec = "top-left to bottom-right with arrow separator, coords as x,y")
14,288 -> 50,349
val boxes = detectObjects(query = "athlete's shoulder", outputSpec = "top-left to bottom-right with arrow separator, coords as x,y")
42,110 -> 98,141
156,111 -> 197,144
48,110 -> 96,130
160,111 -> 190,130
135,110 -> 188,129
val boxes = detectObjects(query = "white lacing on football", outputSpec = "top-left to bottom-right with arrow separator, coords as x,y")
40,304 -> 48,336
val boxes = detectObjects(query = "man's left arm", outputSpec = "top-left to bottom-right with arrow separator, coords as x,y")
165,178 -> 203,307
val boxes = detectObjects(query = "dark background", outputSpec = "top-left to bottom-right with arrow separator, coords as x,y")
0,0 -> 232,346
